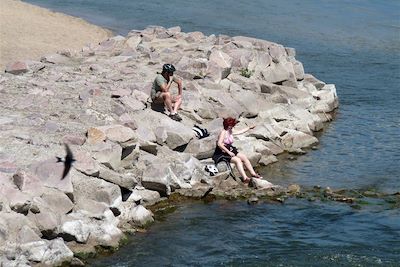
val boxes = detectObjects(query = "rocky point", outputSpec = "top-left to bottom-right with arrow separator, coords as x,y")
0,26 -> 338,266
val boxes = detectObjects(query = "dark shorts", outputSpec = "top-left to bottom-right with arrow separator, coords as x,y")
212,144 -> 238,164
151,91 -> 164,104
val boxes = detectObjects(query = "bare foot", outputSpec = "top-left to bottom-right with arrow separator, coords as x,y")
243,177 -> 251,184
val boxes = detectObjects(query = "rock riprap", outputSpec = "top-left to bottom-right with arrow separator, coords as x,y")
0,26 -> 338,266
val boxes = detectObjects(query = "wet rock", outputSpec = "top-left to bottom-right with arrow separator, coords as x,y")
247,196 -> 259,204
287,184 -> 301,194
176,185 -> 213,199
250,178 -> 274,189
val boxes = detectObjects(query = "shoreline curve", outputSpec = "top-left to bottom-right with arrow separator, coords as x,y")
0,0 -> 113,69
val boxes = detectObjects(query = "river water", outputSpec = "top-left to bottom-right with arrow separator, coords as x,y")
25,0 -> 400,265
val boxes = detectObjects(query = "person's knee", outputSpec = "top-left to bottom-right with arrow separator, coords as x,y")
238,153 -> 248,161
231,157 -> 242,165
162,92 -> 171,100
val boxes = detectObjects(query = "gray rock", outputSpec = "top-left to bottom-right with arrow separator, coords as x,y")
250,178 -> 274,189
72,173 -> 122,208
119,204 -> 154,226
130,188 -> 161,206
184,135 -> 217,159
30,159 -> 73,194
0,27 -> 338,261
90,141 -> 123,170
205,50 -> 232,83
227,73 -> 260,91
98,165 -> 137,189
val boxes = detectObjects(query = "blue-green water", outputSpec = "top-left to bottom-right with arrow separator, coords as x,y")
25,0 -> 400,265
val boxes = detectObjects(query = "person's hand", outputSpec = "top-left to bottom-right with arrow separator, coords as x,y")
228,151 -> 236,157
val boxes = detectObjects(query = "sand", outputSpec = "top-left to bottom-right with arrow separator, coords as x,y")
0,0 -> 112,69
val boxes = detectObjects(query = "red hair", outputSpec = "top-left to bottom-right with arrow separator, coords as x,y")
223,117 -> 238,130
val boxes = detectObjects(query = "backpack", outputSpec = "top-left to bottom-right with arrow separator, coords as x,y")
193,125 -> 210,139
204,164 -> 219,176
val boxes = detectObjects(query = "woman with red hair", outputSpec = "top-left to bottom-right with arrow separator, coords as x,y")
212,117 -> 264,183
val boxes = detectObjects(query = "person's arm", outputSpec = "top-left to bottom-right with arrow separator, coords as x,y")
160,79 -> 173,93
232,124 -> 256,135
175,77 -> 183,97
217,130 -> 235,157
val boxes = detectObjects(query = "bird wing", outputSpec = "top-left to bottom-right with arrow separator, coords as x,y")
61,144 -> 75,180
61,163 -> 71,180
65,144 -> 74,161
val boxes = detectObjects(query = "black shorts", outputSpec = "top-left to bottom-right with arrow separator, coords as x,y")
212,144 -> 238,164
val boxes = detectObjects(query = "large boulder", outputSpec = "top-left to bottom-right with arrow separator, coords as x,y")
280,129 -> 319,151
224,48 -> 254,68
128,188 -> 161,206
20,238 -> 73,265
73,149 -> 101,177
132,110 -> 194,150
60,210 -> 122,247
88,141 -> 123,170
98,165 -> 138,189
184,135 -> 217,159
205,50 -> 233,83
227,73 -> 260,92
12,171 -> 45,196
72,172 -> 122,208
29,158 -> 74,194
309,84 -> 339,113
259,61 -> 291,83
119,204 -> 154,226
88,124 -> 138,144
140,163 -> 177,196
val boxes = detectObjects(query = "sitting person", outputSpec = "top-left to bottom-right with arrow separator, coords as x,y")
151,63 -> 183,121
212,117 -> 266,184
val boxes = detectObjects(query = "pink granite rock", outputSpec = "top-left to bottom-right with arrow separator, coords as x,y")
62,134 -> 86,146
30,159 -> 73,194
5,61 -> 29,75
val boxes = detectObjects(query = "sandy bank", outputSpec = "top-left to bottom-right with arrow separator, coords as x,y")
0,0 -> 112,69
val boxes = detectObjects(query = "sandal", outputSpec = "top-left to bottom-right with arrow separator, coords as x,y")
251,173 -> 263,179
243,178 -> 251,184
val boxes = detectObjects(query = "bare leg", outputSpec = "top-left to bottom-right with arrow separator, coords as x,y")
161,92 -> 174,114
237,153 -> 259,177
172,95 -> 182,113
231,156 -> 249,181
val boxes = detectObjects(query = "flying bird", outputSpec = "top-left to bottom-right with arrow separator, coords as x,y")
56,144 -> 76,180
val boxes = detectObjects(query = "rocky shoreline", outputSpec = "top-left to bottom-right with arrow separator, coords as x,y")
0,26 -> 338,266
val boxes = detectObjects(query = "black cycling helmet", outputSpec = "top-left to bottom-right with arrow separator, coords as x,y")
162,63 -> 176,73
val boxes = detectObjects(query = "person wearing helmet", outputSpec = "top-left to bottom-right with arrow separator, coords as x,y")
151,63 -> 183,121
